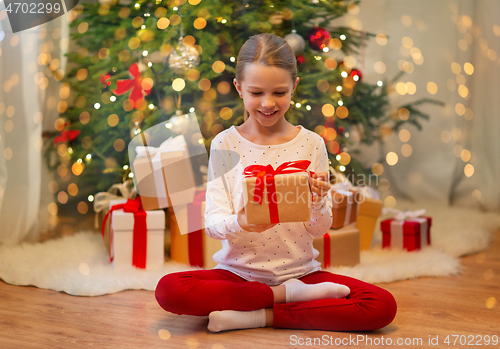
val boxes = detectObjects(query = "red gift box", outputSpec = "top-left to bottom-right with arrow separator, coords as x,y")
381,217 -> 432,251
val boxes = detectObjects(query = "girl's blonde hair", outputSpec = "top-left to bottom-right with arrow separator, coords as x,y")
235,33 -> 298,121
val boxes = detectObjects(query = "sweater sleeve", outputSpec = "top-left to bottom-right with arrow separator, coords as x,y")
204,136 -> 251,240
304,138 -> 333,238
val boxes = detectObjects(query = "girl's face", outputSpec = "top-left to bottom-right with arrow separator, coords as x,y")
234,63 -> 299,128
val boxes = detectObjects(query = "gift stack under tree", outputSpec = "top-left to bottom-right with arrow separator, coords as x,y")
95,127 -> 221,270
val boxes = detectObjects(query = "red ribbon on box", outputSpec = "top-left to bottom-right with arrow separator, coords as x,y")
322,233 -> 331,268
186,190 -> 206,267
102,196 -> 148,268
243,160 -> 312,224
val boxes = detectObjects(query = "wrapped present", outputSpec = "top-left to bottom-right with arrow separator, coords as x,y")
380,209 -> 432,251
313,224 -> 360,268
242,161 -> 312,224
330,189 -> 362,229
355,197 -> 383,250
93,180 -> 135,249
132,135 -> 196,211
330,179 -> 381,230
170,190 -> 222,268
102,197 -> 165,269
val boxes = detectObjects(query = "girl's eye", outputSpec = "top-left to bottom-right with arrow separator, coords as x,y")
275,92 -> 286,95
251,92 -> 262,95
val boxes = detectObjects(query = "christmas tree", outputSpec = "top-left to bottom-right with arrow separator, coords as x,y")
44,0 -> 438,214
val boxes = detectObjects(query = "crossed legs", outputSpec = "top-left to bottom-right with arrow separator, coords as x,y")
155,269 -> 397,332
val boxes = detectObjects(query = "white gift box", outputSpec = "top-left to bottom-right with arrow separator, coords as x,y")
109,199 -> 165,270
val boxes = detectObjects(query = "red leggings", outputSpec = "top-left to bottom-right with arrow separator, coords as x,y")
155,269 -> 397,331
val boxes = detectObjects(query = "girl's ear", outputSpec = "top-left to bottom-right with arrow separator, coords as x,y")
233,78 -> 243,98
292,77 -> 300,94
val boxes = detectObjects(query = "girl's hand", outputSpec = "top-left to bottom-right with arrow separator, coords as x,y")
237,206 -> 277,233
309,171 -> 331,204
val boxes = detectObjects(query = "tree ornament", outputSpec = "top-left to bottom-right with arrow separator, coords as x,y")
350,68 -> 363,82
285,30 -> 305,54
307,27 -> 330,51
296,54 -> 305,65
168,39 -> 200,75
100,73 -> 112,89
112,63 -> 152,109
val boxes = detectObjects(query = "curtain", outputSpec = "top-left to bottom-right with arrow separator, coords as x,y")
0,12 -> 69,244
339,0 -> 500,211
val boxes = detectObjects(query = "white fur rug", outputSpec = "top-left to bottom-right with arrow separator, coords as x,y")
0,201 -> 499,296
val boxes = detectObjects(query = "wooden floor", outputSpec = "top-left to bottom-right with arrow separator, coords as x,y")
1,228 -> 499,349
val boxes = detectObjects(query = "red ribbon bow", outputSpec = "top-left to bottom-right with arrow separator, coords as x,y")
53,129 -> 80,147
243,160 -> 312,224
102,196 -> 148,269
112,63 -> 151,109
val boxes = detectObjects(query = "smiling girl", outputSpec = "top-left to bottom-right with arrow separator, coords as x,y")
155,33 -> 397,332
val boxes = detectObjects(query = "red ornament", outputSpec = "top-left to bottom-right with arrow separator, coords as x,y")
53,129 -> 80,147
112,63 -> 152,109
350,68 -> 363,82
296,54 -> 305,65
100,73 -> 112,88
307,27 -> 330,51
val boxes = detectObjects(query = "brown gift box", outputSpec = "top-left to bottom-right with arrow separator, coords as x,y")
330,190 -> 362,229
355,197 -> 383,250
133,150 -> 195,211
313,224 -> 360,268
243,172 -> 311,224
169,202 -> 222,269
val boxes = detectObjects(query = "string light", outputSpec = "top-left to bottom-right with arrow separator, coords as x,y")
306,105 -> 311,111
189,107 -> 195,113
128,172 -> 134,178
295,103 -> 302,108
123,165 -> 129,170
110,96 -> 116,102
94,103 -> 101,109
230,57 -> 236,62
377,81 -> 383,86
85,154 -> 92,160
134,3 -> 140,9
340,34 -> 346,40
142,50 -> 148,56
88,195 -> 94,202
149,104 -> 155,109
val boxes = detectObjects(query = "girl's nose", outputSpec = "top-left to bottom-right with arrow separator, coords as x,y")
261,96 -> 275,108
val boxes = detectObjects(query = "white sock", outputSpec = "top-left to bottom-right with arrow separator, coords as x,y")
207,309 -> 266,332
284,278 -> 350,303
